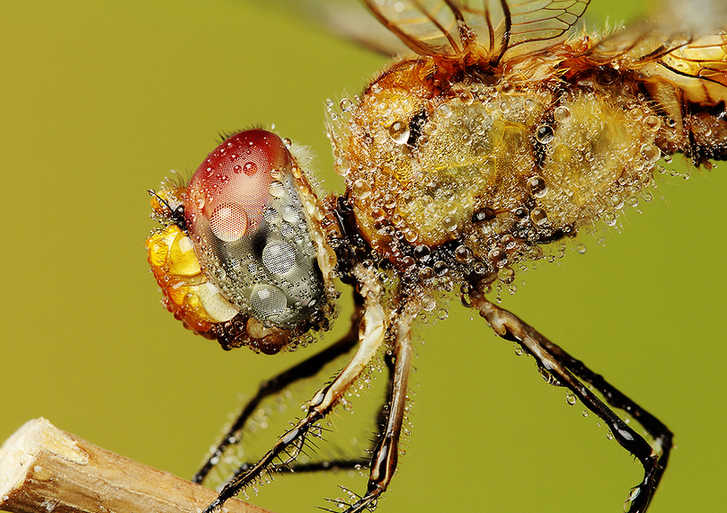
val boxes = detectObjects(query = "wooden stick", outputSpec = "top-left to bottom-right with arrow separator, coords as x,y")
0,418 -> 273,513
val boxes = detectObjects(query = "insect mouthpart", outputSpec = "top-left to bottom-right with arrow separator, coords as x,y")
147,129 -> 337,353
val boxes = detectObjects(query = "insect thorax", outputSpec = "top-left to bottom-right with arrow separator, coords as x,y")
328,63 -> 664,285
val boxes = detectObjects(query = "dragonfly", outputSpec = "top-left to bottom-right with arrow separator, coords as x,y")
145,1 -> 727,512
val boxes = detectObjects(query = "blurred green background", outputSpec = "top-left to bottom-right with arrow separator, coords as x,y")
2,1 -> 726,512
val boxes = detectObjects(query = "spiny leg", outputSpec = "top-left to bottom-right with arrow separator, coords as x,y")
217,458 -> 368,477
536,330 -> 673,474
324,304 -> 415,513
202,266 -> 387,513
263,354 -> 398,477
468,290 -> 672,513
212,353 -> 396,482
194,291 -> 364,484
272,353 -> 397,477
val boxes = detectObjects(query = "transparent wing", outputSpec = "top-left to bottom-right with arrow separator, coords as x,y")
268,0 -> 407,57
268,1 -> 591,61
588,2 -> 727,105
660,34 -> 727,88
360,0 -> 592,62
361,0 -> 476,57
501,0 -> 591,57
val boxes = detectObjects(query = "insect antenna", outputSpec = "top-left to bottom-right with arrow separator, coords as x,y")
147,189 -> 187,230
147,189 -> 173,213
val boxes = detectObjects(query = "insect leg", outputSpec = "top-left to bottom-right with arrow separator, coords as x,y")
326,305 -> 415,513
194,291 -> 364,484
222,352 -> 397,480
201,266 -> 387,513
469,291 -> 672,513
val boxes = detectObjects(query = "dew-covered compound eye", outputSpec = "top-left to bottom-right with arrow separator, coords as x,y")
147,130 -> 336,354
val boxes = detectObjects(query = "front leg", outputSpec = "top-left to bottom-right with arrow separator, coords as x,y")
468,290 -> 673,513
202,266 -> 387,513
194,291 -> 363,484
324,303 -> 416,513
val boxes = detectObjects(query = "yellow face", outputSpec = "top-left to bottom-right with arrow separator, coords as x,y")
147,181 -> 239,336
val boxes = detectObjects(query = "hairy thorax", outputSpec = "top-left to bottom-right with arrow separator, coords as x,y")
328,57 -> 664,281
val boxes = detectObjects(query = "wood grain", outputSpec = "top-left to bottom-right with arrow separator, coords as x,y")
0,418 -> 272,513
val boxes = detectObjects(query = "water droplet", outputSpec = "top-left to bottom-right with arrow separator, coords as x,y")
626,486 -> 641,505
535,125 -> 554,144
554,105 -> 571,123
433,260 -> 449,275
422,294 -> 436,312
243,162 -> 258,176
527,176 -> 548,198
388,121 -> 410,145
530,207 -> 548,226
498,266 -> 515,284
339,98 -> 354,112
414,244 -> 430,259
576,243 -> 587,254
644,115 -> 661,132
262,240 -> 297,275
209,203 -> 248,242
454,245 -> 472,263
603,210 -> 618,227
472,207 -> 495,223
512,206 -> 529,219
437,103 -> 453,118
566,393 -> 577,406
250,284 -> 287,316
443,216 -> 458,232
269,181 -> 286,198
640,143 -> 661,164
352,178 -> 371,199
282,205 -> 300,223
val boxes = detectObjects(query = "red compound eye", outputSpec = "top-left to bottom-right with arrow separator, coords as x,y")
185,129 -> 290,240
